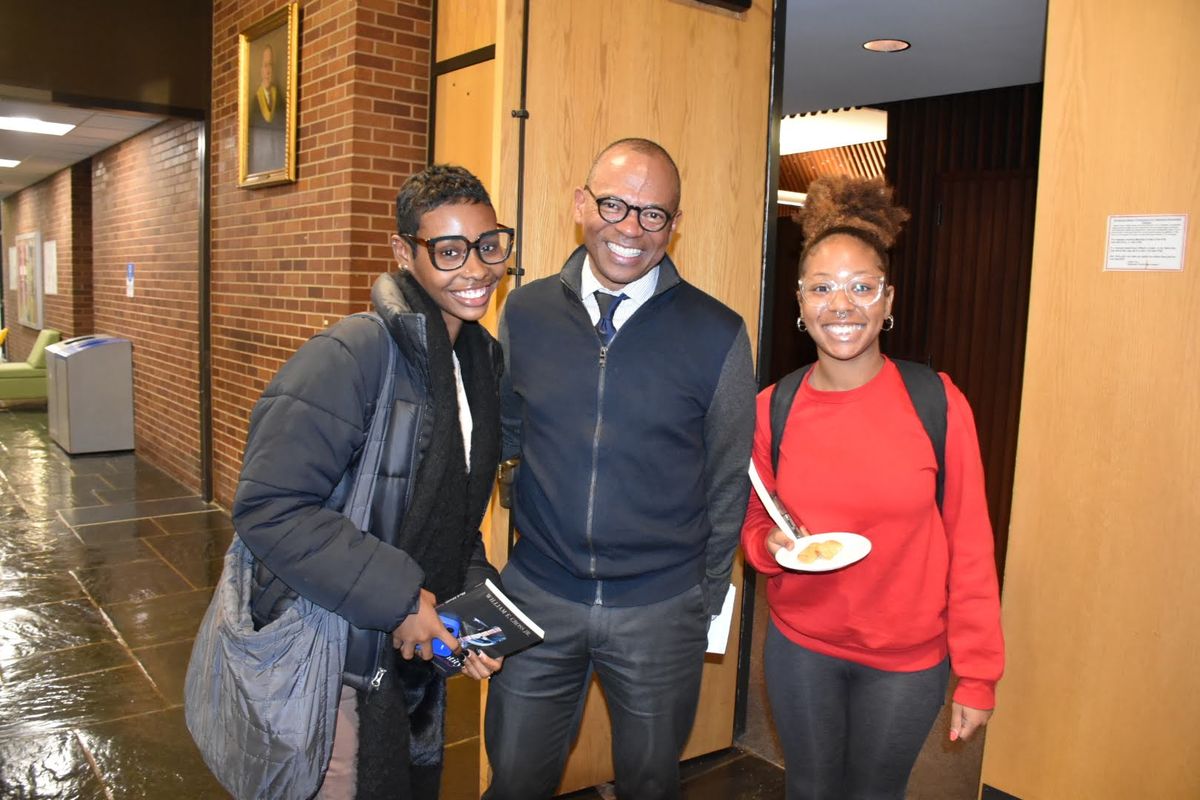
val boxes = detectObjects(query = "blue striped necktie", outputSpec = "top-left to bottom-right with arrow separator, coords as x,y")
595,291 -> 627,345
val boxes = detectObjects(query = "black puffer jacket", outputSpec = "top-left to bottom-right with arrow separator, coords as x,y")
232,272 -> 502,691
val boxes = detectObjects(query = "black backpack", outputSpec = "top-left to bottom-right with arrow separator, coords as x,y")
768,360 -> 948,513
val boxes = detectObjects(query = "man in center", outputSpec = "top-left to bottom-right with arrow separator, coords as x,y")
484,138 -> 756,799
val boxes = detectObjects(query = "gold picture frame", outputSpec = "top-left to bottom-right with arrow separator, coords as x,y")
238,2 -> 299,188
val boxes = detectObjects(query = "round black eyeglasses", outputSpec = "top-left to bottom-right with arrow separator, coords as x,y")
402,228 -> 515,271
584,187 -> 675,233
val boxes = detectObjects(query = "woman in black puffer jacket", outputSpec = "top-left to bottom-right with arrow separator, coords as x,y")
233,164 -> 513,799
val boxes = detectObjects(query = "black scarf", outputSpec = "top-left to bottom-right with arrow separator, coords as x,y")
354,270 -> 501,799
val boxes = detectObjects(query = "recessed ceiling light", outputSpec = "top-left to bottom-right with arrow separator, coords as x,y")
0,116 -> 76,136
863,39 -> 911,53
0,158 -> 20,168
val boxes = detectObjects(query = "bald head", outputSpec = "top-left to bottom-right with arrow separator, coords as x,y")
587,138 -> 681,209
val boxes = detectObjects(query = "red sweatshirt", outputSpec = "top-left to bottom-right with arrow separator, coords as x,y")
741,359 -> 1004,709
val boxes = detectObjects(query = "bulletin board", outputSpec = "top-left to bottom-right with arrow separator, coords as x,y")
14,231 -> 42,329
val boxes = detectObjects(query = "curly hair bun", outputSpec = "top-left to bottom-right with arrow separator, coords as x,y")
801,176 -> 910,249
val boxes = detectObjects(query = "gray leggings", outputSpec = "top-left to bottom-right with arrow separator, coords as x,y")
765,621 -> 949,800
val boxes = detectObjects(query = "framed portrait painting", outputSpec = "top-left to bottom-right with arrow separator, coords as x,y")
14,231 -> 43,329
238,3 -> 299,188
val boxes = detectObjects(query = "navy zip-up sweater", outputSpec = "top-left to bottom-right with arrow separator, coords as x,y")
500,246 -> 756,614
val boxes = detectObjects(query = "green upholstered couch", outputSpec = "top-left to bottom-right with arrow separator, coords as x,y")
0,329 -> 61,400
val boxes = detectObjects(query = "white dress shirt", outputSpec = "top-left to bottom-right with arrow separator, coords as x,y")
580,254 -> 660,340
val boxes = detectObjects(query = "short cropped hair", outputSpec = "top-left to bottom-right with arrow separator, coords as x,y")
587,137 -> 682,207
395,164 -> 492,236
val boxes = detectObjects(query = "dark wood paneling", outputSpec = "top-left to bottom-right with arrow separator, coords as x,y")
931,172 -> 1037,577
883,84 -> 1043,580
884,85 -> 1041,362
767,212 -> 818,382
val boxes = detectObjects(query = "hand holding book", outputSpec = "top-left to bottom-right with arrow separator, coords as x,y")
428,578 -> 545,677
393,588 -> 461,662
459,646 -> 504,681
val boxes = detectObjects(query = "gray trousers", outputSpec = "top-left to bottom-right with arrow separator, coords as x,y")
315,686 -> 359,800
765,620 -> 949,800
483,565 -> 710,800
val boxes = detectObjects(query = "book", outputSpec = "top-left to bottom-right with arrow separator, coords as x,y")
431,577 -> 545,676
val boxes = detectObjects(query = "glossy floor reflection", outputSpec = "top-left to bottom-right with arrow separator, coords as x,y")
0,408 -> 230,798
0,407 -> 786,798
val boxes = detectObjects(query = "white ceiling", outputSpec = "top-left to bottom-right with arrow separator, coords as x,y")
783,0 -> 1048,115
0,2 -> 1047,201
0,87 -> 164,201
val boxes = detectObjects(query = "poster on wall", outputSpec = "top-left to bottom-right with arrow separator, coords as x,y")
14,231 -> 43,329
43,239 -> 58,295
6,246 -> 15,288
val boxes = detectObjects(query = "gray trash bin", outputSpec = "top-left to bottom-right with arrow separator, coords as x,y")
45,335 -> 135,454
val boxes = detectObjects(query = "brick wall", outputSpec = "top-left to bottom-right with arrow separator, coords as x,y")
209,0 -> 431,506
1,167 -> 87,359
69,162 -> 94,336
91,119 -> 202,490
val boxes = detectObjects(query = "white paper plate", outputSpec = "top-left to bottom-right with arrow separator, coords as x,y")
774,532 -> 871,572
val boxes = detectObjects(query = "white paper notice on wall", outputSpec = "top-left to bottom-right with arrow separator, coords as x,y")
1104,214 -> 1188,271
43,240 -> 58,295
6,247 -> 15,287
126,263 -> 135,297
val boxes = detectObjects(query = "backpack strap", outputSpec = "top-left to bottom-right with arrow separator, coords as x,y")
338,312 -> 398,531
768,359 -> 948,513
893,359 -> 947,513
769,364 -> 812,475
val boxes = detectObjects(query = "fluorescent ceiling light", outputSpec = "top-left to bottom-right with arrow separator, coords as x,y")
0,116 -> 76,136
780,107 -> 887,156
863,39 -> 910,53
779,190 -> 807,207
0,158 -> 20,168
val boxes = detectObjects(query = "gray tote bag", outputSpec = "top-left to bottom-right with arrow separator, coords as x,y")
185,313 -> 395,799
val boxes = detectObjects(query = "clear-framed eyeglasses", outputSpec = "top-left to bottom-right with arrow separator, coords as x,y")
402,228 -> 515,271
584,186 -> 676,232
798,276 -> 887,309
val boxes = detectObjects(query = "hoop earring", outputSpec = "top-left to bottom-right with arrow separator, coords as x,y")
882,315 -> 895,332
796,316 -> 807,333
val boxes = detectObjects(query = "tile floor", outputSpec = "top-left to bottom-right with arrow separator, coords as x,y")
0,406 -> 788,799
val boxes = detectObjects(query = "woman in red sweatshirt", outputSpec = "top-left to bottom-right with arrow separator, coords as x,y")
741,176 -> 1004,800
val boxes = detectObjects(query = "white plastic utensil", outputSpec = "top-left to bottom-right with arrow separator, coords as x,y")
748,460 -> 805,540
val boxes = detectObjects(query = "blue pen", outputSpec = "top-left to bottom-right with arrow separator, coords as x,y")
432,614 -> 461,658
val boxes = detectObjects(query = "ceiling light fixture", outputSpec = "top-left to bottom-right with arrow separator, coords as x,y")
0,116 -> 76,136
780,107 -> 887,156
863,39 -> 911,53
0,158 -> 20,168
